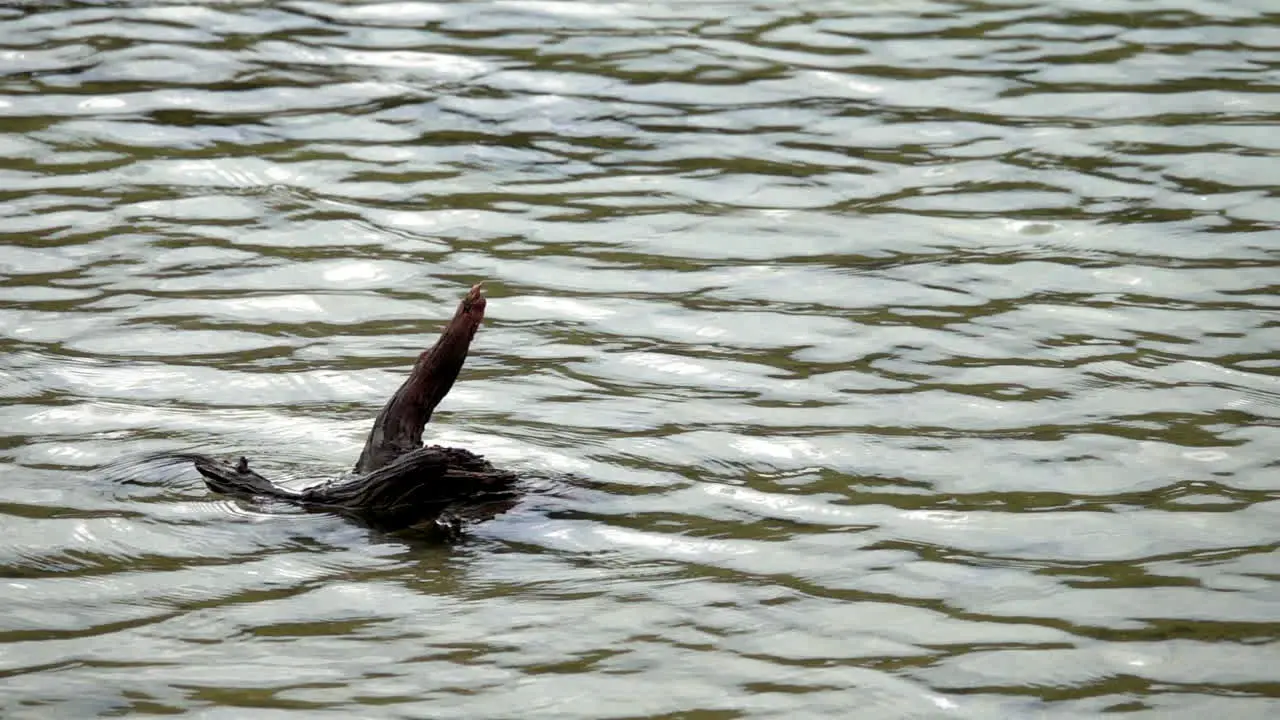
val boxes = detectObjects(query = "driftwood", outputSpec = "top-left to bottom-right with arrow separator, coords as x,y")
192,284 -> 518,533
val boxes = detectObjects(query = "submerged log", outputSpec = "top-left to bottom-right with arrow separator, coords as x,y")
192,284 -> 518,532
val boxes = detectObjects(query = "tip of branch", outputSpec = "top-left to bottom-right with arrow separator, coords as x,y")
459,282 -> 487,319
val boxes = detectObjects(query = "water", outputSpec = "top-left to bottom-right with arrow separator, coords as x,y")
2,1 -> 1278,717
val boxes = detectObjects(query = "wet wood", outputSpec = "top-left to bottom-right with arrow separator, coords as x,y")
192,284 -> 518,532
354,283 -> 488,475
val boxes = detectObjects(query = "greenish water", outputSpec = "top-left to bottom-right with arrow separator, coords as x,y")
1,1 -> 1278,717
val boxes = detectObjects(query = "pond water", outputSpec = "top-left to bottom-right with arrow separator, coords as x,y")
1,1 -> 1278,717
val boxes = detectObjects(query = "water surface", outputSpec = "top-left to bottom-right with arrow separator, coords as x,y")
2,1 -> 1278,717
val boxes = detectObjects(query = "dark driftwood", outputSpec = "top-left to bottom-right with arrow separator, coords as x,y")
192,284 -> 518,532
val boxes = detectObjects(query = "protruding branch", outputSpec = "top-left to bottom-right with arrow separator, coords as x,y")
190,284 -> 516,535
195,455 -> 297,499
354,283 -> 487,475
